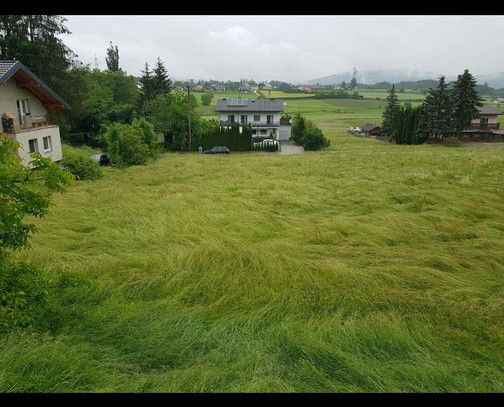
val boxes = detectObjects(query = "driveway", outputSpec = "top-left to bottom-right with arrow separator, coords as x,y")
280,141 -> 304,155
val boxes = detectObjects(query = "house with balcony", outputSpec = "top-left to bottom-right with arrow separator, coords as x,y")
0,60 -> 70,167
215,98 -> 291,141
462,104 -> 504,137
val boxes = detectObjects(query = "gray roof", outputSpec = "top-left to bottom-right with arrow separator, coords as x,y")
216,98 -> 284,112
361,123 -> 380,132
0,60 -> 71,110
477,104 -> 503,115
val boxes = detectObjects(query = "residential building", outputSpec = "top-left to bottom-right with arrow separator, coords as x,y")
0,60 -> 70,167
238,83 -> 251,92
215,98 -> 291,141
297,86 -> 313,92
360,123 -> 381,135
462,104 -> 503,136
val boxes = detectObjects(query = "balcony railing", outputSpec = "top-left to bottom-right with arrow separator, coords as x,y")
2,113 -> 52,133
470,122 -> 500,130
219,120 -> 280,127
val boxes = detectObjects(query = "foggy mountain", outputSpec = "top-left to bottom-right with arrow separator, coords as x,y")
304,70 -> 504,88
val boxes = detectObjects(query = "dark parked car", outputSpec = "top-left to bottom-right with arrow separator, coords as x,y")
203,146 -> 230,154
90,153 -> 111,166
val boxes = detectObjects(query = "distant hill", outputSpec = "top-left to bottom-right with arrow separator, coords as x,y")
476,72 -> 504,89
304,69 -> 504,89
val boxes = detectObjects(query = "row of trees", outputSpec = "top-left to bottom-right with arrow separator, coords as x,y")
197,122 -> 253,151
382,69 -> 483,144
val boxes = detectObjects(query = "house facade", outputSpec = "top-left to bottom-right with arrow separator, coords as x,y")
462,104 -> 503,137
360,123 -> 381,135
215,98 -> 291,141
0,60 -> 70,166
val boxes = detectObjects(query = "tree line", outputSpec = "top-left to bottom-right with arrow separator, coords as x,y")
381,69 -> 483,144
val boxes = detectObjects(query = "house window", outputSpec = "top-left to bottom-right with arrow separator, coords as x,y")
260,129 -> 267,135
480,117 -> 489,128
228,115 -> 235,123
266,115 -> 272,125
28,138 -> 39,153
252,129 -> 257,135
254,115 -> 260,122
240,115 -> 247,124
43,136 -> 52,152
16,99 -> 31,126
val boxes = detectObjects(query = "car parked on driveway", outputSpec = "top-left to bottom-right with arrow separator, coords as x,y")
203,146 -> 230,154
90,153 -> 111,166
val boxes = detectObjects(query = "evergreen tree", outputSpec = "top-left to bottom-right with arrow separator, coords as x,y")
451,69 -> 482,135
105,41 -> 120,72
138,62 -> 154,110
417,76 -> 454,140
152,57 -> 172,96
350,77 -> 357,89
381,85 -> 400,136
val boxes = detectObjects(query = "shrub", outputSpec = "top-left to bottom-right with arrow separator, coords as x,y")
0,260 -> 49,332
291,113 -> 306,144
102,123 -> 150,167
291,113 -> 330,151
62,153 -> 103,181
302,125 -> 331,151
132,117 -> 159,157
201,93 -> 214,106
197,121 -> 253,151
442,136 -> 463,147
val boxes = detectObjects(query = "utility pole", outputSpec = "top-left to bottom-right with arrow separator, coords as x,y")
187,85 -> 192,151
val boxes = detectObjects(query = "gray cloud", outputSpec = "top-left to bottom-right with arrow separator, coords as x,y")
63,15 -> 504,82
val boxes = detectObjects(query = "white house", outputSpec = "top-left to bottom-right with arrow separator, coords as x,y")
215,98 -> 291,141
0,60 -> 70,167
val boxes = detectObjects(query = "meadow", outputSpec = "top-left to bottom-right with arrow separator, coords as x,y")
2,96 -> 504,392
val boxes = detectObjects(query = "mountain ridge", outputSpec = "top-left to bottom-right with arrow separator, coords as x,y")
303,70 -> 504,88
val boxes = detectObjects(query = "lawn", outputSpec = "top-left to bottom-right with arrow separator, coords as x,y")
2,97 -> 504,392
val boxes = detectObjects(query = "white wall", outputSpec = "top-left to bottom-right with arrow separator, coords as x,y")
0,77 -> 47,131
1,77 -> 64,166
9,125 -> 63,167
278,125 -> 291,141
471,114 -> 499,125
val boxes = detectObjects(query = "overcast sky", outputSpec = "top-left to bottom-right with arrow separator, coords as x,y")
63,15 -> 504,82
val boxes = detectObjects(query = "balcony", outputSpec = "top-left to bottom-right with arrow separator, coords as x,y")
219,120 -> 280,127
2,113 -> 54,134
470,122 -> 500,130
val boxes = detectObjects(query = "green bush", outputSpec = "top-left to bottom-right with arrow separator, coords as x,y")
132,117 -> 159,157
196,121 -> 253,151
442,136 -> 463,147
302,125 -> 331,151
291,113 -> 330,151
0,261 -> 49,332
63,153 -> 103,181
102,123 -> 150,167
201,93 -> 214,106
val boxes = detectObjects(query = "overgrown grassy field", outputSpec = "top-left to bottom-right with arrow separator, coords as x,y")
2,97 -> 504,392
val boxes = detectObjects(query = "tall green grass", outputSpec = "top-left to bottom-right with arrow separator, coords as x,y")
2,98 -> 504,392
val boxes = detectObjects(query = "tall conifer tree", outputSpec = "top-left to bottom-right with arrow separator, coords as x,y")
417,76 -> 453,140
105,41 -> 120,72
451,69 -> 482,135
152,57 -> 172,96
381,85 -> 400,136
